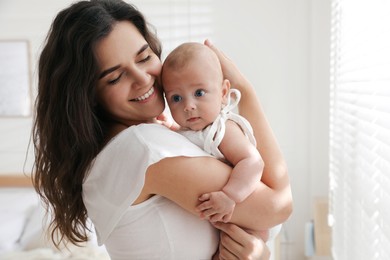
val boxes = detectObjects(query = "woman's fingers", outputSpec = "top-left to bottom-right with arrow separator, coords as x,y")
203,39 -> 248,92
217,224 -> 242,260
219,241 -> 238,260
204,39 -> 231,63
214,222 -> 246,246
213,222 -> 269,260
204,39 -> 232,76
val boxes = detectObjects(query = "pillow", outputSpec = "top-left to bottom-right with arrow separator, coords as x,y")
0,211 -> 26,254
19,208 -> 110,259
18,201 -> 49,250
0,188 -> 39,255
19,204 -> 101,250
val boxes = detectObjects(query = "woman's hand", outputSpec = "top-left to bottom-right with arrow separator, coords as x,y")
212,222 -> 270,260
204,39 -> 251,94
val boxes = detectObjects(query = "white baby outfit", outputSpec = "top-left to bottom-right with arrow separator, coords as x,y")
179,89 -> 256,160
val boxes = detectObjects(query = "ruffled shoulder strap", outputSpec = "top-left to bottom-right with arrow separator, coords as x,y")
204,89 -> 256,159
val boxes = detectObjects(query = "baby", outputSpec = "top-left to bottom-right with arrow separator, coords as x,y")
161,42 -> 264,223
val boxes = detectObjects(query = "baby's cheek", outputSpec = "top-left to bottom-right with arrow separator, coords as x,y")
171,110 -> 183,125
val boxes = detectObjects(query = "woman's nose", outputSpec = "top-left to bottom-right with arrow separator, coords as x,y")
131,68 -> 150,88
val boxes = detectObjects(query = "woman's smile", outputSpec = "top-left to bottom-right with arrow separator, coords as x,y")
132,87 -> 155,102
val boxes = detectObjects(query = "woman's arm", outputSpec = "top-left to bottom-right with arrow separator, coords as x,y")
204,39 -> 292,211
145,156 -> 288,230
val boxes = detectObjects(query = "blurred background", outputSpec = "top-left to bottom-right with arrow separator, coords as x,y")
2,1 -> 388,260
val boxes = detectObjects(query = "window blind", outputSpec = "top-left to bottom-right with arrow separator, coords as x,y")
329,0 -> 390,259
131,0 -> 213,60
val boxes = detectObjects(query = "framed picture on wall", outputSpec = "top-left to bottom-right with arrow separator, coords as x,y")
0,40 -> 31,117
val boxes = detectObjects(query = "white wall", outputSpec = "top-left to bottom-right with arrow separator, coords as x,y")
0,0 -> 69,174
0,1 -> 331,259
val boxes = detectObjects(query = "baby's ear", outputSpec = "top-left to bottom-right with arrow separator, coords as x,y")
221,79 -> 231,104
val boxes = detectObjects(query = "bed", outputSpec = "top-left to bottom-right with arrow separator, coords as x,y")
0,174 -> 110,260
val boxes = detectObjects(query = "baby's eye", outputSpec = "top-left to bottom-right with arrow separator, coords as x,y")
171,95 -> 182,103
194,89 -> 205,97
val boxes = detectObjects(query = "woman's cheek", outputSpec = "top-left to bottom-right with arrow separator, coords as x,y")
152,57 -> 163,76
153,59 -> 163,88
98,86 -> 122,112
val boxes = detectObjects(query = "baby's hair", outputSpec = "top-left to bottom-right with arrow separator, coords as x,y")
162,42 -> 223,80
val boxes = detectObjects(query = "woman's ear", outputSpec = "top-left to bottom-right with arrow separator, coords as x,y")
221,79 -> 231,105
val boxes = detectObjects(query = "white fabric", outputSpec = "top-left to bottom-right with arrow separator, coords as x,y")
104,195 -> 217,260
0,246 -> 110,260
0,188 -> 40,255
83,123 -> 218,259
180,89 -> 256,160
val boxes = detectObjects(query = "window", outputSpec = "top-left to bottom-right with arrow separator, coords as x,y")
329,0 -> 390,259
131,0 -> 213,59
0,40 -> 31,117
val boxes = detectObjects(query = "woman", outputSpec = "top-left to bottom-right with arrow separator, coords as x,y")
33,0 -> 292,259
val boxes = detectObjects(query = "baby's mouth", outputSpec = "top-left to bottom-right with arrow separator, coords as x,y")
187,117 -> 200,122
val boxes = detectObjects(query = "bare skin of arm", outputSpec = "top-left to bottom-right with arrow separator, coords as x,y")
142,156 -> 287,231
209,41 -> 290,192
205,39 -> 292,225
218,120 -> 264,203
206,40 -> 291,258
196,120 -> 264,223
205,39 -> 291,196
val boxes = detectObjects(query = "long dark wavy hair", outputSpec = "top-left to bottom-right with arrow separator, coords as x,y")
32,0 -> 161,247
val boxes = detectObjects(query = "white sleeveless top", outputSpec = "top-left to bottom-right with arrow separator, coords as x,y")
83,124 -> 218,260
180,89 -> 256,160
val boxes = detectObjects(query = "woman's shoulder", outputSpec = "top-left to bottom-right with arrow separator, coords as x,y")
93,123 -> 209,170
100,123 -> 173,149
115,123 -> 178,140
86,124 -> 173,181
110,123 -> 208,154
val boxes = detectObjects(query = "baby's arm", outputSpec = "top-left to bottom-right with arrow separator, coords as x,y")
197,120 -> 264,222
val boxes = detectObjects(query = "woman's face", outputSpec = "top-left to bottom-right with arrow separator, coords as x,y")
95,21 -> 164,126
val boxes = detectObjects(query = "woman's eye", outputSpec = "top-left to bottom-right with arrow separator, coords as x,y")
194,89 -> 205,97
171,95 -> 182,103
139,55 -> 151,63
108,73 -> 123,85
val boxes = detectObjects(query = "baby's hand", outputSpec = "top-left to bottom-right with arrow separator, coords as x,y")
155,112 -> 181,130
196,191 -> 236,223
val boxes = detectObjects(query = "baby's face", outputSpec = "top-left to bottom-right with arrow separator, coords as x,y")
163,59 -> 228,131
